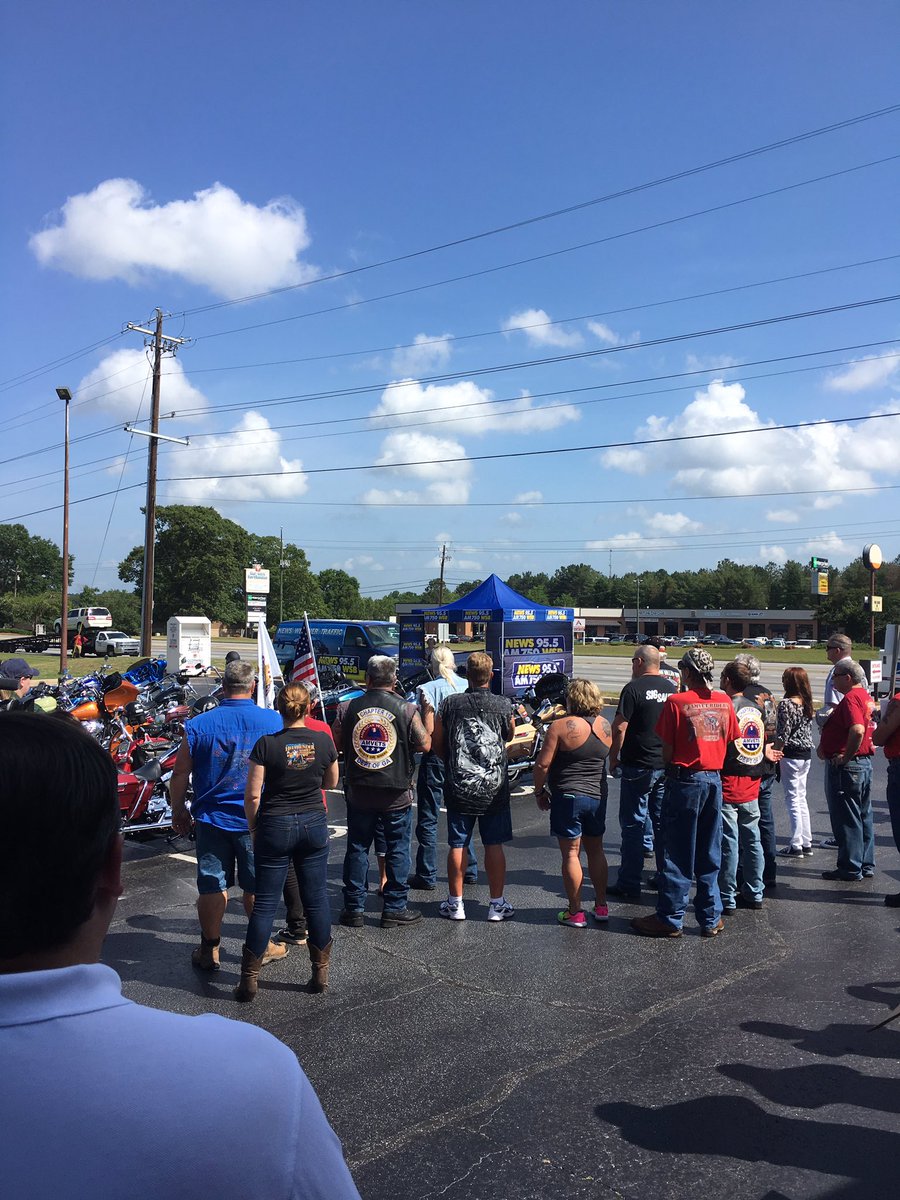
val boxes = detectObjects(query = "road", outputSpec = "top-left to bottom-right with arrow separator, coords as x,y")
116,753 -> 899,1200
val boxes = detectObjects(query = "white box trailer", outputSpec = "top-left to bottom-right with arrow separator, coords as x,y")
166,616 -> 212,676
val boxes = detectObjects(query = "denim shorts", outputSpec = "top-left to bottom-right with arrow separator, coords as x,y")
549,792 -> 607,840
446,804 -> 513,847
194,821 -> 255,895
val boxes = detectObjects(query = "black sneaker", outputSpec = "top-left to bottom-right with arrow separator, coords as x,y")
463,873 -> 478,885
381,908 -> 423,928
274,926 -> 308,945
736,894 -> 764,911
862,869 -> 875,879
778,846 -> 805,858
339,910 -> 364,927
407,875 -> 437,891
607,884 -> 642,902
821,869 -> 863,882
722,905 -> 737,916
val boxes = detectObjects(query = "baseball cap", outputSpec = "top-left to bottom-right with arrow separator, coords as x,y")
2,658 -> 39,681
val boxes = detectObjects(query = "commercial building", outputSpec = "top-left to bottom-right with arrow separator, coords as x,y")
575,607 -> 817,642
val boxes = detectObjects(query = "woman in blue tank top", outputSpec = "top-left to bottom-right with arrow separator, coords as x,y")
533,678 -> 612,928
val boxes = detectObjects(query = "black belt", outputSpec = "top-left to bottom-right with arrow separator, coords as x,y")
665,765 -> 719,780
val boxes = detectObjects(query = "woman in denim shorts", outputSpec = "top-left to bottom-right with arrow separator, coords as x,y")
533,678 -> 612,927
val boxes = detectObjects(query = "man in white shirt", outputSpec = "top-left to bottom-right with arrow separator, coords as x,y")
0,712 -> 360,1200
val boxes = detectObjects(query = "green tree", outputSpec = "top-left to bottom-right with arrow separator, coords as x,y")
506,571 -> 551,605
548,563 -> 601,606
247,535 -> 324,621
119,505 -> 251,627
0,524 -> 71,593
317,568 -> 362,616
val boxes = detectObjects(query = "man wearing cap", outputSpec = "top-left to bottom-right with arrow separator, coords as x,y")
817,659 -> 875,882
819,635 -> 853,728
1,658 -> 39,702
631,647 -> 740,939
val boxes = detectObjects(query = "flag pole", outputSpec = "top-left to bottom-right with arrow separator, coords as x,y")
304,610 -> 326,720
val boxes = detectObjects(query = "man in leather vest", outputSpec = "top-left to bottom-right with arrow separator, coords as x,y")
334,655 -> 430,928
718,660 -> 782,913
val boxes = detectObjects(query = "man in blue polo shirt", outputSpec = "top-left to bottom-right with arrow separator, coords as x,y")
170,659 -> 283,970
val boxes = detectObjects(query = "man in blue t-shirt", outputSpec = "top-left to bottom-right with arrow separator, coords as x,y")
170,659 -> 283,971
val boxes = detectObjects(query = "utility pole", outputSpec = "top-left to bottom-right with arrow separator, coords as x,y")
126,310 -> 187,657
55,388 -> 72,676
635,575 -> 641,641
438,542 -> 448,605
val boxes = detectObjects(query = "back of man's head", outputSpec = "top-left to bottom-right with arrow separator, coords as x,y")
633,645 -> 660,671
734,652 -> 761,680
828,634 -> 853,656
0,713 -> 119,963
843,659 -> 867,687
467,651 -> 494,688
223,659 -> 256,693
721,660 -> 753,692
366,655 -> 397,688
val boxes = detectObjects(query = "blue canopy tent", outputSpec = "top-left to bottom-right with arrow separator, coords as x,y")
400,574 -> 574,695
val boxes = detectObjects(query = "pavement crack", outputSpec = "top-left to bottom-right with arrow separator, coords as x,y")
347,929 -> 789,1170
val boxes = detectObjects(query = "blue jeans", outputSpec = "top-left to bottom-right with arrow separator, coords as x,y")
194,821 -> 255,895
719,800 -> 764,905
887,758 -> 900,853
656,770 -> 723,931
824,759 -> 874,878
616,766 -> 666,893
343,806 -> 413,913
245,811 -> 331,955
415,753 -> 477,884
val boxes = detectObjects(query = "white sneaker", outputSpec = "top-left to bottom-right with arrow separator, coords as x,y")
440,898 -> 466,921
487,899 -> 515,922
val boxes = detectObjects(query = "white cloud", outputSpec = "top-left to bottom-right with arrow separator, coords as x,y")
344,555 -> 384,572
826,352 -> 900,393
163,411 -> 307,502
600,378 -> 898,500
685,352 -> 741,373
760,544 -> 788,565
766,509 -> 800,523
30,178 -> 317,299
500,511 -> 523,525
513,490 -> 543,504
371,378 -> 579,436
390,333 -> 453,377
812,494 -> 843,510
503,308 -> 582,348
587,321 -> 620,346
77,348 -> 207,417
586,532 -> 646,554
645,511 -> 702,535
799,531 -> 853,557
361,430 -> 473,506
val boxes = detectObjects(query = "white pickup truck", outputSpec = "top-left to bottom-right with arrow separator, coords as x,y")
93,630 -> 141,657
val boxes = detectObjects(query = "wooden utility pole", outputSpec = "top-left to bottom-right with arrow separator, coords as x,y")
438,543 -> 448,605
56,387 -> 72,676
126,310 -> 188,657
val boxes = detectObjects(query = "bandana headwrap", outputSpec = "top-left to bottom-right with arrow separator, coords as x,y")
678,647 -> 715,682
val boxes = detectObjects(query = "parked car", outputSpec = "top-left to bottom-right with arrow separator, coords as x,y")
94,630 -> 141,657
53,606 -> 113,635
768,637 -> 787,649
676,634 -> 700,646
742,637 -> 769,647
702,634 -> 739,646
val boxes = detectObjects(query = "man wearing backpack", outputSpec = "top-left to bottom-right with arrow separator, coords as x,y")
431,652 -> 516,922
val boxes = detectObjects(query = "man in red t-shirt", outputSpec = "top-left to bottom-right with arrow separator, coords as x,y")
274,689 -> 335,946
632,647 -> 740,939
874,688 -> 900,906
818,660 -> 875,882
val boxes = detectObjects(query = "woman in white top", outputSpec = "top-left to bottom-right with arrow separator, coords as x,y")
410,646 -> 472,890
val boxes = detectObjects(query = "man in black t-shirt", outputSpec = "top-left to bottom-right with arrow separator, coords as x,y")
608,645 -> 677,900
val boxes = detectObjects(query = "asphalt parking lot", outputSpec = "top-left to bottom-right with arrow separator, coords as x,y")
115,757 -> 899,1200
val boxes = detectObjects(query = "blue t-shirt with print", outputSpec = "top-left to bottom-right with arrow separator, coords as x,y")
186,698 -> 282,829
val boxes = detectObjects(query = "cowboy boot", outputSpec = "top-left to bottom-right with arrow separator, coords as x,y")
234,944 -> 263,1002
191,935 -> 220,971
261,940 -> 289,966
308,940 -> 333,993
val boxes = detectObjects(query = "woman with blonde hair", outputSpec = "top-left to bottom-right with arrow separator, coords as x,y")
533,677 -> 612,927
776,666 -> 815,857
238,682 -> 339,1001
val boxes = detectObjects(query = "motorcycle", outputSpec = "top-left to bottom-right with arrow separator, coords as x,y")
505,672 -> 569,784
117,742 -> 181,834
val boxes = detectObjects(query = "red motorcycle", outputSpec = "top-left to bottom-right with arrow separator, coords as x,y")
117,744 -> 180,835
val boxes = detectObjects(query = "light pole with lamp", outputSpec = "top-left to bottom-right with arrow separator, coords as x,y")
56,387 -> 72,676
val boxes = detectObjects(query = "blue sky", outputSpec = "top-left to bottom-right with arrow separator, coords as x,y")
4,2 -> 900,599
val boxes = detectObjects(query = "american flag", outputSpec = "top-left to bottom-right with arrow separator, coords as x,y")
290,616 -> 318,685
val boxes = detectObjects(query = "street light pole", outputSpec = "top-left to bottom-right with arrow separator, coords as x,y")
635,575 -> 641,641
56,387 -> 72,676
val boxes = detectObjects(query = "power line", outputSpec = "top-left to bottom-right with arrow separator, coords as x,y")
169,293 -> 900,421
157,250 -> 900,379
192,152 -> 900,343
160,405 -> 900,485
176,102 -> 900,319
